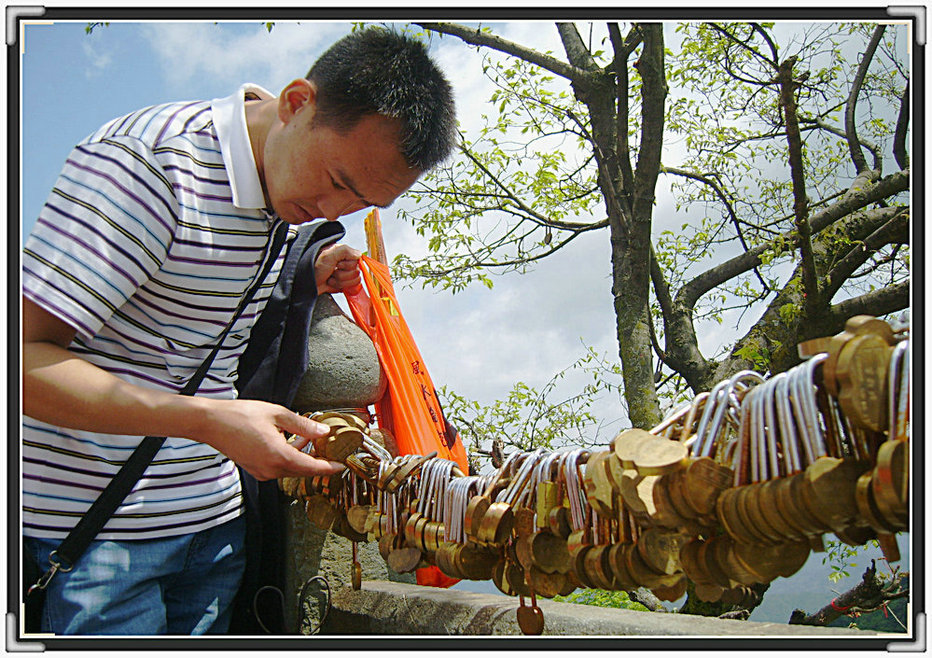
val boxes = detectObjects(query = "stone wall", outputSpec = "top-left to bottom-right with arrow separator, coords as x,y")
318,579 -> 883,637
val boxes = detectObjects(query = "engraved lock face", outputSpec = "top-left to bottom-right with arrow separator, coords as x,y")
872,439 -> 908,525
346,505 -> 371,535
836,334 -> 892,432
464,495 -> 492,542
513,507 -> 536,538
607,543 -> 637,591
528,566 -> 568,599
637,527 -> 687,576
387,545 -> 423,574
334,513 -> 368,542
804,457 -> 866,530
651,574 -> 687,602
305,494 -> 338,530
734,542 -> 809,583
547,506 -> 572,539
530,530 -> 571,575
456,542 -> 495,581
613,428 -> 655,469
478,501 -> 515,546
583,452 -> 615,517
634,435 -> 688,477
681,457 -> 732,517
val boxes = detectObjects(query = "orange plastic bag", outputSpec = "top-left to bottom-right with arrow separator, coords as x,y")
343,253 -> 467,589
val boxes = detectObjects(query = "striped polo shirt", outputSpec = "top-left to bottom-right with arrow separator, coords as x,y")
22,84 -> 299,540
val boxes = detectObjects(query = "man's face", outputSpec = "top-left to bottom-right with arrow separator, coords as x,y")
261,81 -> 421,224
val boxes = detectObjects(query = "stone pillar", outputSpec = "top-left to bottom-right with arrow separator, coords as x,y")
291,293 -> 386,413
284,293 -> 414,634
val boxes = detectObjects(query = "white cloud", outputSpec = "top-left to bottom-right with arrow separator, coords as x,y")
81,39 -> 112,78
140,21 -> 352,97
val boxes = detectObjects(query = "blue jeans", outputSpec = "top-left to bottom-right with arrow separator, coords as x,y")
24,516 -> 246,635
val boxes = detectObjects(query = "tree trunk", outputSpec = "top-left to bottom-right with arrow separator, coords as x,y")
609,24 -> 667,429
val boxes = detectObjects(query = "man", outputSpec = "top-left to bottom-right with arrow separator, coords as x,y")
22,27 -> 456,635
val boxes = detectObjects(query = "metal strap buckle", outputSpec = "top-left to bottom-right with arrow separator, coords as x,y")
26,550 -> 73,596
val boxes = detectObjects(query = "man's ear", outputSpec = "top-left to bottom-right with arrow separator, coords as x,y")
277,78 -> 317,124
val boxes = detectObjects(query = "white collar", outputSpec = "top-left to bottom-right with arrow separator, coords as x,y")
211,83 -> 274,210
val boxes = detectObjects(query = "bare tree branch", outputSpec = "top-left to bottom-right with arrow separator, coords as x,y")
799,117 -> 883,172
632,24 -> 667,222
459,146 -> 608,233
824,209 -> 909,300
608,22 -> 637,210
709,23 -> 779,73
556,22 -> 596,71
845,25 -> 886,175
416,22 -> 591,85
677,169 -> 909,311
661,165 -> 770,292
893,81 -> 910,170
828,281 -> 910,326
778,55 -> 821,313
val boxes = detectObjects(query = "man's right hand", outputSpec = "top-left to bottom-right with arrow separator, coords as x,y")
192,398 -> 344,481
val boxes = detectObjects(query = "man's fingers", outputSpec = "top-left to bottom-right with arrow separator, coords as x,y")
285,451 -> 345,478
278,411 -> 330,441
287,433 -> 313,451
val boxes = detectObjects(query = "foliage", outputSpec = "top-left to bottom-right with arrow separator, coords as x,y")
84,22 -> 110,34
439,345 -> 625,459
408,20 -> 909,426
554,588 -> 651,612
822,538 -> 864,583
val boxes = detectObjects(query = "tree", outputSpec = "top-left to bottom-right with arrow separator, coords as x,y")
396,19 -> 910,619
397,20 -> 910,432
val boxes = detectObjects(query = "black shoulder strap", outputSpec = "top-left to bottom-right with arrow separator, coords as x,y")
29,221 -> 291,591
235,219 -> 345,406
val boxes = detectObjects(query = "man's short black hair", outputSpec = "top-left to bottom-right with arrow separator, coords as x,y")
306,27 -> 457,172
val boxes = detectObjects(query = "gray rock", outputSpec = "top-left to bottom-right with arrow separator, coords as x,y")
292,294 -> 386,413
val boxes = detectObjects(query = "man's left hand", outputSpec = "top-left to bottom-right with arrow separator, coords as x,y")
315,243 -> 362,294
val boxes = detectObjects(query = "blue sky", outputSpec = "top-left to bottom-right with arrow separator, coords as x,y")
20,20 -> 354,237
14,17 -> 914,620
